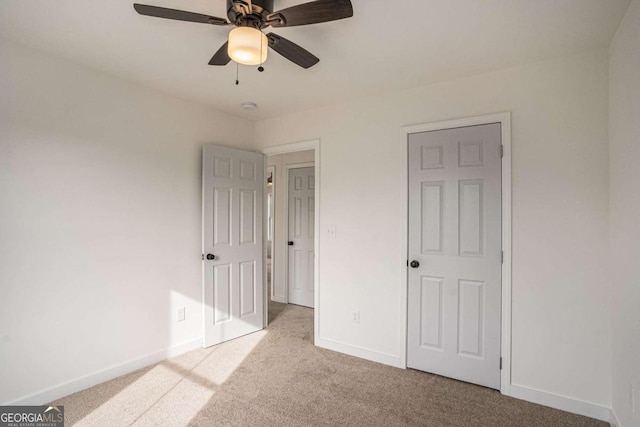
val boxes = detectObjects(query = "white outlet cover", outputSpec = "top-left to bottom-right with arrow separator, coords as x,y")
177,307 -> 185,322
327,225 -> 337,239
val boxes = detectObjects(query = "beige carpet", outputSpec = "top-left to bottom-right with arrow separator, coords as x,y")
53,302 -> 607,426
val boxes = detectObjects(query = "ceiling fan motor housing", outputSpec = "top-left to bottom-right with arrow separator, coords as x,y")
227,0 -> 276,28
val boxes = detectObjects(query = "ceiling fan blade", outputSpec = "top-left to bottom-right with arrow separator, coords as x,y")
133,4 -> 229,25
208,42 -> 231,66
267,33 -> 319,69
267,0 -> 353,27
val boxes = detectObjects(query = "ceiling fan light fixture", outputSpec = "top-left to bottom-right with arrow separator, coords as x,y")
228,27 -> 268,66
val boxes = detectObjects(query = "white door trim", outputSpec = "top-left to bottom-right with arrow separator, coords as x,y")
262,141 -> 320,341
400,113 -> 512,395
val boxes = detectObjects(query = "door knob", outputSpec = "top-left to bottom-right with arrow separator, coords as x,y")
410,260 -> 420,269
288,241 -> 294,246
206,254 -> 216,260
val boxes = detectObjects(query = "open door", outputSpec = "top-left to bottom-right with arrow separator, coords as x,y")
202,144 -> 265,347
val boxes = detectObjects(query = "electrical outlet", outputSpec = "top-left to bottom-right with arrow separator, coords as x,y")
351,311 -> 360,324
327,225 -> 337,239
177,307 -> 185,322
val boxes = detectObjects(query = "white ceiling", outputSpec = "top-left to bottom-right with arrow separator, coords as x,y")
0,0 -> 630,121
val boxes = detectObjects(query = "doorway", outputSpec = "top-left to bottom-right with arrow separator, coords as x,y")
201,141 -> 320,347
263,141 -> 320,329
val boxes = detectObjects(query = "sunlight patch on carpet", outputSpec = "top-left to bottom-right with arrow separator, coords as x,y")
74,330 -> 268,426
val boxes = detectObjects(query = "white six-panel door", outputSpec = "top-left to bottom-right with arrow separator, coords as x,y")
203,144 -> 264,347
288,167 -> 315,308
407,123 -> 502,389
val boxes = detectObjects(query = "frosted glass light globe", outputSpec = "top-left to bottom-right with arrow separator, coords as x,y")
228,27 -> 268,66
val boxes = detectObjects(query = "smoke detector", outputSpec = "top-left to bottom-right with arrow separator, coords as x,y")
242,102 -> 258,111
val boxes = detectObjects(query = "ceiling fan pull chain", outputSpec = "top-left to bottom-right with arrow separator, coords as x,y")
236,62 -> 239,85
258,29 -> 265,72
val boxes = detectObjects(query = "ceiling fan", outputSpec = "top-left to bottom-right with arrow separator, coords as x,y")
133,0 -> 354,69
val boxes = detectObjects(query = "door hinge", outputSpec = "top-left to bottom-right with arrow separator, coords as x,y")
500,357 -> 502,370
499,145 -> 504,158
501,251 -> 504,264
406,260 -> 409,267
201,254 -> 204,261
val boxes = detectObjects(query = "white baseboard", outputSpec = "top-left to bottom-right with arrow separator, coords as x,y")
4,337 -> 202,406
509,384 -> 614,423
316,336 -> 403,369
609,408 -> 622,427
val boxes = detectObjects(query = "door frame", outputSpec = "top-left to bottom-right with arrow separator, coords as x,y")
262,140 -> 320,335
284,162 -> 315,305
400,113 -> 512,394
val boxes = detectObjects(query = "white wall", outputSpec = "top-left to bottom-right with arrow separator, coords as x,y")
266,151 -> 315,303
0,38 -> 254,404
0,33 -> 618,418
609,1 -> 640,425
255,50 -> 611,408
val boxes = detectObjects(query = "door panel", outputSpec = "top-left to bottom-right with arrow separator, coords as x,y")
459,180 -> 483,256
213,188 -> 231,246
213,264 -> 231,324
203,144 -> 264,347
240,260 -> 256,318
419,276 -> 444,350
239,189 -> 256,245
421,182 -> 444,254
407,123 -> 501,389
288,167 -> 315,308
